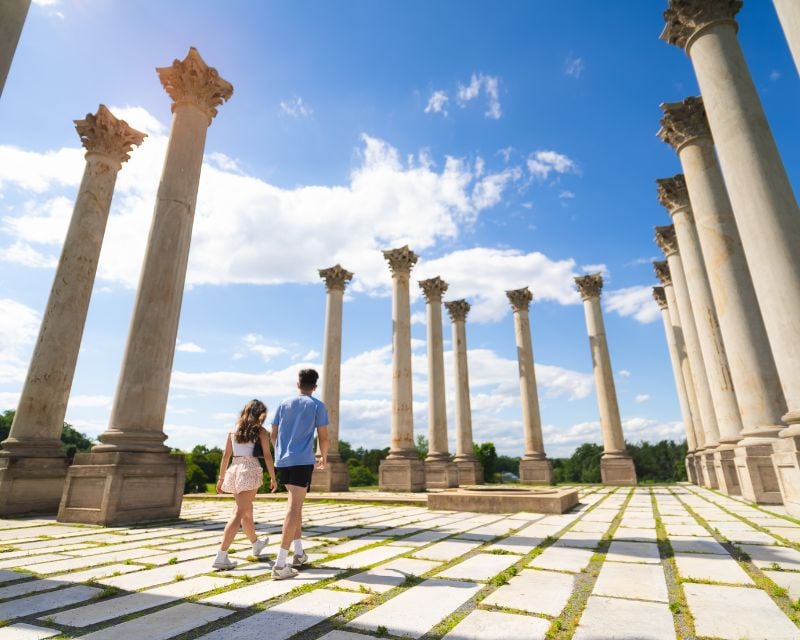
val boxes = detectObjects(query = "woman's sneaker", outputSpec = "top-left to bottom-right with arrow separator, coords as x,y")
291,552 -> 308,567
272,564 -> 298,580
252,538 -> 268,557
212,557 -> 237,570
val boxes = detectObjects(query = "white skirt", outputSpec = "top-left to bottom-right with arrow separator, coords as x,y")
221,457 -> 263,493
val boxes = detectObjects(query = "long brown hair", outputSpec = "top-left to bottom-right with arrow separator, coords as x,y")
235,399 -> 267,443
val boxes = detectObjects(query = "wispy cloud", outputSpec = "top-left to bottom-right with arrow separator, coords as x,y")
176,340 -> 205,353
424,90 -> 449,116
769,70 -> 781,81
457,73 -> 502,119
565,55 -> 585,78
527,150 -> 578,179
604,285 -> 660,324
635,394 -> 651,403
279,96 -> 313,118
243,334 -> 289,362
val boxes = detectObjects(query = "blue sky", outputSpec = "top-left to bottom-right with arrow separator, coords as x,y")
0,1 -> 797,457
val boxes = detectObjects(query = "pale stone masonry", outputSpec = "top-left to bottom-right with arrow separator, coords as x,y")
573,274 -> 636,485
419,277 -> 458,489
659,97 -> 786,505
379,246 -> 425,491
773,0 -> 800,76
445,300 -> 483,485
0,0 -> 30,97
505,288 -> 552,484
656,176 -> 743,497
662,0 -> 800,516
311,265 -> 354,493
0,106 -> 145,517
58,48 -> 233,525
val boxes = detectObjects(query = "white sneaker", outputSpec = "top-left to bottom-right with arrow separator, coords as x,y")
291,552 -> 308,567
252,538 -> 268,557
272,564 -> 298,580
212,557 -> 237,570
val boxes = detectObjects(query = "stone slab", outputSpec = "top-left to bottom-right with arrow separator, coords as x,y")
46,592 -> 174,627
739,544 -> 800,571
437,553 -> 519,582
77,602 -> 232,640
766,570 -> 800,600
551,530 -> 601,549
673,551 -> 753,585
0,585 -> 100,620
201,567 -> 340,608
605,541 -> 661,564
0,623 -> 60,639
327,544 -> 414,569
482,568 -> 573,616
55,562 -> 144,583
593,562 -> 668,602
335,557 -> 440,593
427,487 -> 579,514
98,557 -> 221,590
0,570 -> 30,585
667,535 -> 728,555
442,609 -> 549,640
412,539 -> 481,562
529,545 -> 594,573
612,527 -> 658,543
573,595 -> 675,640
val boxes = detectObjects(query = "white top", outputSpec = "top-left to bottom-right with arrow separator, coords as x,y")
230,432 -> 256,457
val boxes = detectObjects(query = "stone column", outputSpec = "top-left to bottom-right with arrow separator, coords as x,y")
655,227 -> 720,488
419,277 -> 458,489
652,286 -> 698,484
774,0 -> 800,76
574,275 -> 636,485
659,98 -> 786,504
445,300 -> 483,485
311,265 -> 353,493
654,262 -> 708,486
656,177 -> 742,496
506,288 -> 553,484
378,245 -> 425,491
663,0 -> 800,515
0,106 -> 144,516
58,49 -> 233,525
0,0 -> 31,97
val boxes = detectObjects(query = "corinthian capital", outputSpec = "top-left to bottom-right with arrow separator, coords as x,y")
653,260 -> 672,285
74,105 -> 146,165
655,225 -> 680,257
506,287 -> 533,312
418,277 -> 448,303
157,47 -> 233,122
318,264 -> 353,292
661,0 -> 742,50
574,274 -> 603,300
445,299 -> 470,322
652,286 -> 668,310
656,175 -> 690,214
383,245 -> 418,275
657,97 -> 711,151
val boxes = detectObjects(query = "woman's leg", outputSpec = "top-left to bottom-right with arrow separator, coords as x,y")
220,489 -> 256,550
238,488 -> 258,543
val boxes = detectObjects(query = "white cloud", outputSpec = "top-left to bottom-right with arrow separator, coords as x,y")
471,167 -> 522,209
0,298 -> 40,384
176,341 -> 205,353
243,334 -> 289,362
456,73 -> 502,119
580,264 -> 609,279
67,394 -> 113,408
279,96 -> 313,118
558,190 -> 575,200
299,350 -> 320,361
604,285 -> 660,324
635,394 -> 651,403
33,0 -> 61,6
565,55 -> 585,78
0,144 -> 83,193
619,369 -> 632,378
527,150 -> 578,179
107,105 -> 164,137
0,391 -> 20,410
424,90 -> 449,116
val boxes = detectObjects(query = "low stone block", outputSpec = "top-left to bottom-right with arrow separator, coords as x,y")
573,596 -> 675,640
481,569 -> 574,616
592,562 -> 668,602
378,457 -> 425,492
0,457 -> 70,517
442,609 -> 549,640
600,455 -> 637,486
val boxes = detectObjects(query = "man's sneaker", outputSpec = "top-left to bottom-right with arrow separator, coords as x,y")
272,564 -> 298,580
252,538 -> 268,557
212,557 -> 237,570
291,552 -> 308,567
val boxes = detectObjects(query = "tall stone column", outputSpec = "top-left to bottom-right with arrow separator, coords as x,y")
774,0 -> 800,76
652,286 -> 698,484
574,275 -> 636,485
659,98 -> 786,504
0,106 -> 144,516
419,277 -> 458,489
58,49 -> 233,525
311,265 -> 353,493
663,0 -> 800,515
0,0 -> 31,97
656,177 -> 742,496
378,245 -> 425,491
445,300 -> 483,485
654,262 -> 708,486
506,288 -> 553,484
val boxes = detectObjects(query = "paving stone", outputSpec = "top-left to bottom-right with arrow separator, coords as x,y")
772,527 -> 800,543
55,562 -> 144,583
412,539 -> 481,562
739,543 -> 800,571
201,567 -> 340,607
552,530 -> 601,549
673,551 -> 753,585
0,578 -> 70,601
667,535 -> 728,555
613,527 -> 657,543
766,570 -> 800,600
437,553 -> 518,582
0,623 -> 60,639
605,540 -> 661,564
529,545 -> 594,573
0,585 -> 100,620
593,562 -> 668,602
569,520 -> 610,533
0,570 -> 29,585
317,632 -> 380,640
482,569 -> 573,616
685,582 -> 800,639
335,557 -> 439,593
78,602 -> 232,640
349,578 -> 482,637
721,528 -> 779,545
573,595 -> 675,640
98,556 -> 222,589
441,609 -> 549,640
327,544 -> 414,569
0,554 -> 70,570
23,549 -> 152,574
46,592 -> 175,627
619,518 -> 656,529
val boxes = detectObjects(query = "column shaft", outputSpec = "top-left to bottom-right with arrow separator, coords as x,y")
0,0 -> 30,97
514,307 -> 545,458
774,0 -> 800,76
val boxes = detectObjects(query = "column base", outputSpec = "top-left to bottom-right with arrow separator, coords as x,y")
734,441 -> 782,504
57,451 -> 185,526
454,458 -> 484,485
424,459 -> 459,489
700,450 -> 719,488
600,454 -> 637,485
685,453 -> 698,484
519,458 -> 554,485
772,430 -> 800,517
693,455 -> 705,486
378,456 -> 426,492
0,455 -> 70,516
310,458 -> 350,492
713,447 -> 741,496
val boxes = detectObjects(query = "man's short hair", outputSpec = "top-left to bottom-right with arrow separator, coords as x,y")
298,368 -> 319,391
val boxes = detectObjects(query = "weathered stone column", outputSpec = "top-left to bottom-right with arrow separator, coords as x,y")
654,262 -> 708,486
311,265 -> 353,493
445,300 -> 483,484
774,0 -> 800,76
655,227 -> 720,488
378,245 -> 425,491
652,286 -> 698,484
574,275 -> 636,485
663,0 -> 800,515
58,49 -> 232,525
659,98 -> 786,504
419,277 -> 458,489
506,288 -> 553,484
0,106 -> 144,516
0,0 -> 31,97
656,177 -> 742,496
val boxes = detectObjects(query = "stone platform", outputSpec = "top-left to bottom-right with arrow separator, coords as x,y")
427,486 -> 579,514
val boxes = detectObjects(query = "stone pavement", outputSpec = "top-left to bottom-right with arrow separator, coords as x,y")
0,485 -> 799,639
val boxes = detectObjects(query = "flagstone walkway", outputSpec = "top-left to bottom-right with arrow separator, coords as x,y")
0,485 -> 799,639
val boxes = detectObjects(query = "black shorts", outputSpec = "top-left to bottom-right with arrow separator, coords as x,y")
278,464 -> 314,490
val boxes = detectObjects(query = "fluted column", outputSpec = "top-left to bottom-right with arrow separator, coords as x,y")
378,245 -> 425,491
574,275 -> 636,485
0,0 -> 31,97
663,0 -> 800,514
311,265 -> 353,493
774,0 -> 800,76
445,300 -> 483,485
58,48 -> 232,526
0,107 -> 144,516
419,278 -> 458,488
659,98 -> 785,503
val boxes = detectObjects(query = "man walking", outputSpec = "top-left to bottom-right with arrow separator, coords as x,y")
270,368 -> 329,579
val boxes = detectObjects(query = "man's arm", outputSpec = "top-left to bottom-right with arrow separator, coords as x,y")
316,426 -> 329,470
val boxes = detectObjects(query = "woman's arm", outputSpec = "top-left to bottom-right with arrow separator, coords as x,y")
259,427 -> 278,493
216,434 -> 232,493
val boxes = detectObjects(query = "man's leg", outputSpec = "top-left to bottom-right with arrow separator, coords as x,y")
278,484 -> 306,566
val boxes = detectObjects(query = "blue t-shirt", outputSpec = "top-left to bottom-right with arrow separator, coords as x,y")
271,394 -> 329,467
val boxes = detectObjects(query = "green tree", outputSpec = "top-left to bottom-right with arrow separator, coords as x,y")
349,463 -> 378,486
473,442 -> 498,482
415,434 -> 428,460
0,410 -> 93,460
